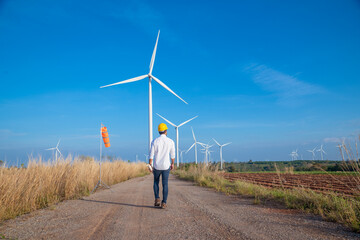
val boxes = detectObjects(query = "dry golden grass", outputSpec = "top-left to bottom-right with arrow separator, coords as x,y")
0,156 -> 148,222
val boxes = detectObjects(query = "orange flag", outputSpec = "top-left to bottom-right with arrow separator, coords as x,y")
101,125 -> 111,148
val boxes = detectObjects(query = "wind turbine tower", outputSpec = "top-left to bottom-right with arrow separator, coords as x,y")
200,143 -> 213,165
213,138 -> 231,170
100,31 -> 187,153
180,149 -> 186,164
156,113 -> 198,167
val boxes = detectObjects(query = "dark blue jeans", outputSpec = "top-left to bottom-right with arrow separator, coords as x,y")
153,168 -> 170,203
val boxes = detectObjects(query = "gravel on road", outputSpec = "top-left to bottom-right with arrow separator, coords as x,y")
0,174 -> 358,240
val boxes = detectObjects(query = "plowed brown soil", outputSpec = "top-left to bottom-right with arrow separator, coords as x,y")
221,172 -> 360,196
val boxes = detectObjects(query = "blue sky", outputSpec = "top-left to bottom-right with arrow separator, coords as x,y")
1,0 -> 360,165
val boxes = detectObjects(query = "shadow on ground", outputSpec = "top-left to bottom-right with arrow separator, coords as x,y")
81,199 -> 159,209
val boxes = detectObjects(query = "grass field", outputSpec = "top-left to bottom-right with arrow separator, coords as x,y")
222,170 -> 358,175
0,156 -> 148,222
174,164 -> 360,232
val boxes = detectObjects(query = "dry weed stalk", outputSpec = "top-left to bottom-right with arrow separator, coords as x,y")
338,135 -> 360,196
284,166 -> 294,174
274,163 -> 285,188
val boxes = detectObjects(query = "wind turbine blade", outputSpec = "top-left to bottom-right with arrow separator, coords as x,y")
197,142 -> 206,147
186,143 -> 195,153
56,139 -> 61,148
179,116 -> 198,127
149,30 -> 160,74
191,127 -> 197,142
56,148 -> 62,157
100,75 -> 148,88
151,75 -> 188,104
212,138 -> 221,146
45,148 -> 56,150
222,142 -> 232,147
156,113 -> 176,127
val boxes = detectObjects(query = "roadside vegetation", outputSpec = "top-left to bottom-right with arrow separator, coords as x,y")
0,156 -> 148,222
174,163 -> 360,232
175,136 -> 360,231
225,159 -> 357,173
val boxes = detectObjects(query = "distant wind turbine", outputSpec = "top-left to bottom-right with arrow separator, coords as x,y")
199,143 -> 213,165
100,30 -> 187,152
45,139 -> 62,161
294,149 -> 299,160
156,113 -> 198,167
336,144 -> 345,161
213,138 -> 231,170
186,127 -> 201,164
317,145 -> 326,160
289,150 -> 298,161
307,147 -> 317,160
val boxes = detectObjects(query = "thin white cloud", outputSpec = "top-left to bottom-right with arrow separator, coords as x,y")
323,137 -> 345,143
200,121 -> 294,129
0,129 -> 27,137
245,64 -> 324,100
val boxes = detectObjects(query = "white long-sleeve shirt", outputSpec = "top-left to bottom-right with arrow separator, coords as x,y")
149,134 -> 175,170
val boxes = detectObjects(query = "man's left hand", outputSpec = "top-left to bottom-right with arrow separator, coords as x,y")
170,163 -> 174,170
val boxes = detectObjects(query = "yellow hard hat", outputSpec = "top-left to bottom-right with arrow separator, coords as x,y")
158,123 -> 168,132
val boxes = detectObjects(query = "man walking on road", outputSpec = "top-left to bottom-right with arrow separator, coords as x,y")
149,123 -> 175,209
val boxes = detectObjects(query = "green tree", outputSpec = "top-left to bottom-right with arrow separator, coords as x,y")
227,166 -> 236,172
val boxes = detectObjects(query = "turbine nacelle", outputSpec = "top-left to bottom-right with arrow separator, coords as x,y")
99,30 -> 188,151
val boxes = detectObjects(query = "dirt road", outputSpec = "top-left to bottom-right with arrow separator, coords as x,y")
0,174 -> 358,240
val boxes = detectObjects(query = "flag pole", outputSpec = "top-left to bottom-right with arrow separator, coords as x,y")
91,123 -> 111,193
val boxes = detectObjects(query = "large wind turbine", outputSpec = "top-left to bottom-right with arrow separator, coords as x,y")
186,127 -> 201,164
213,138 -> 231,170
156,113 -> 198,167
45,139 -> 62,161
100,31 -> 187,152
307,147 -> 317,160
